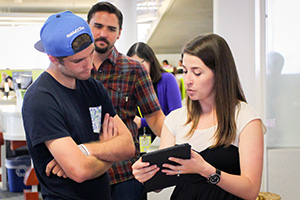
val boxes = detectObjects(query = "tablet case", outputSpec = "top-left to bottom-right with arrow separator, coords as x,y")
141,143 -> 191,192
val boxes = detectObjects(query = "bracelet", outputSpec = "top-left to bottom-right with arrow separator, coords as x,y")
78,144 -> 90,156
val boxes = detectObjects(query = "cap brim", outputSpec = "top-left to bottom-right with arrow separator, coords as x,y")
34,40 -> 46,53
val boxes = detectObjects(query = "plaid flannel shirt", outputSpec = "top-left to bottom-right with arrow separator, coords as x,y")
91,47 -> 161,184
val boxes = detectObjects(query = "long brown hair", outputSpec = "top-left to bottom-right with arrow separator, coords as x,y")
127,42 -> 166,84
182,33 -> 246,147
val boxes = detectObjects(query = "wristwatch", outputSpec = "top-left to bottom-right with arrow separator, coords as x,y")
208,168 -> 221,184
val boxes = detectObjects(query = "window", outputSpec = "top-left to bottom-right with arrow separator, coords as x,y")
266,0 -> 300,147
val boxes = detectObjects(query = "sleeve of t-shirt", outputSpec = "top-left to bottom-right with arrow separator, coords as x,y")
141,117 -> 147,128
162,73 -> 182,115
140,73 -> 182,128
235,102 -> 267,142
22,92 -> 70,147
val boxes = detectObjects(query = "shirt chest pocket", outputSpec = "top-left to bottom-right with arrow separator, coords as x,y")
106,82 -> 134,109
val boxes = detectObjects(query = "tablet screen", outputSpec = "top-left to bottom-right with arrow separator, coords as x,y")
141,143 -> 191,192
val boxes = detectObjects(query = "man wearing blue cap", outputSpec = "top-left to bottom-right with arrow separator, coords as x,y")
22,11 -> 135,200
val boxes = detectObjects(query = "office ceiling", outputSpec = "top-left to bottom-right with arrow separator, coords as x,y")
0,0 -> 98,13
147,0 -> 213,54
0,0 -> 213,54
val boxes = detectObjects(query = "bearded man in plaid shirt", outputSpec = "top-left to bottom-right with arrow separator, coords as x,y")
87,2 -> 165,200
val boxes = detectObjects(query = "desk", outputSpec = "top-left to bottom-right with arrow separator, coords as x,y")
0,105 -> 26,190
0,99 -> 16,105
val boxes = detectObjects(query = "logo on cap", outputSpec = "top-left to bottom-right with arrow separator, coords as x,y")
67,27 -> 85,38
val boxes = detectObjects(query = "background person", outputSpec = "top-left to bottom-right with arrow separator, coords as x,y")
22,11 -> 135,200
176,59 -> 184,73
132,33 -> 266,200
162,60 -> 172,69
162,59 -> 175,73
1,72 -> 13,97
87,2 -> 165,199
127,42 -> 182,145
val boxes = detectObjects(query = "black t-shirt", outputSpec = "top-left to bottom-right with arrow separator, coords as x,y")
22,72 -> 116,200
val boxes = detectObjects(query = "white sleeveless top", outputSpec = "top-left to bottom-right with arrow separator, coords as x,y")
165,101 -> 266,152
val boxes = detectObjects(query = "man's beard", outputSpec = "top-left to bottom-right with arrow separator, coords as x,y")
95,45 -> 109,54
94,37 -> 111,54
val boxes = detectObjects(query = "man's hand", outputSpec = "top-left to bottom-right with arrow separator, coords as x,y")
99,113 -> 118,141
46,159 -> 68,178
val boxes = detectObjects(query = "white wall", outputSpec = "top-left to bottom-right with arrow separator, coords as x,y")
268,149 -> 300,200
0,24 -> 48,70
113,0 -> 138,54
214,0 -> 258,107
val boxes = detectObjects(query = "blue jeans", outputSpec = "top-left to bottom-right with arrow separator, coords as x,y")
110,178 -> 146,200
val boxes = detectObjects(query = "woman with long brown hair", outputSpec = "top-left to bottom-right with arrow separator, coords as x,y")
132,33 -> 266,200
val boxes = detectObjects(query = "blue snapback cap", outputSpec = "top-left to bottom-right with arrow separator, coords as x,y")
34,11 -> 94,57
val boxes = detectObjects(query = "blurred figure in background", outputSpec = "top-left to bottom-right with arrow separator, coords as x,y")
1,72 -> 13,98
162,59 -> 173,72
127,42 -> 182,149
177,59 -> 184,74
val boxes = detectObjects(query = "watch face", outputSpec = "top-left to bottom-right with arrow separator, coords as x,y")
209,174 -> 220,184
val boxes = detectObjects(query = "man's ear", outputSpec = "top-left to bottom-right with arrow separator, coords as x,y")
48,55 -> 60,64
117,28 -> 122,40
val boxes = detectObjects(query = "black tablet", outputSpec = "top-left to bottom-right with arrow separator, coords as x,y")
141,143 -> 191,192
